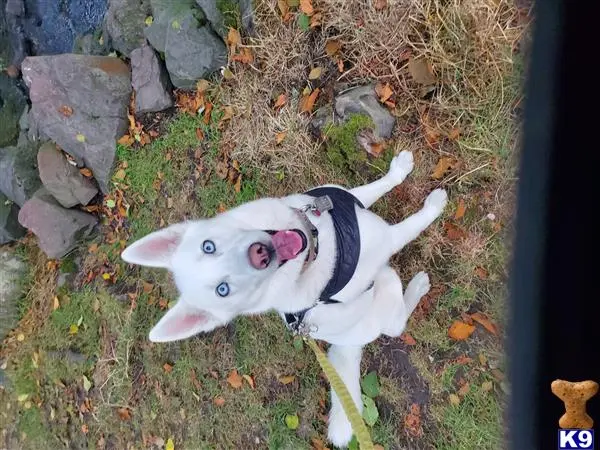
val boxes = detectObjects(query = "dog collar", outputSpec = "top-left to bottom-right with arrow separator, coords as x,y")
292,194 -> 333,268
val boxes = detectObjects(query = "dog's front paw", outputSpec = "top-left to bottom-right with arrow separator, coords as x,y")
387,151 -> 414,185
407,271 -> 431,299
424,188 -> 448,217
327,409 -> 353,448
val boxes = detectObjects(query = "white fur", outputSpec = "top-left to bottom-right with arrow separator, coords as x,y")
121,151 -> 447,447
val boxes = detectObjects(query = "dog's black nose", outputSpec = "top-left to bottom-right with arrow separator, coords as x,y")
248,243 -> 271,269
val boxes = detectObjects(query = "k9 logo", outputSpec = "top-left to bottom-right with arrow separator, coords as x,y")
558,429 -> 595,449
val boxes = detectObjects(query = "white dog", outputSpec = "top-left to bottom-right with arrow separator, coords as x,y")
121,151 -> 447,447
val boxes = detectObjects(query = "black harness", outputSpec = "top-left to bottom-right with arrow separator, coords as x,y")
284,187 -> 374,333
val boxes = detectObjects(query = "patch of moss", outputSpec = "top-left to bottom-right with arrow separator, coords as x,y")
216,0 -> 241,29
323,114 -> 394,184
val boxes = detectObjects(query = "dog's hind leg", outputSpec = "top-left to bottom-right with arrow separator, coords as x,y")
389,188 -> 448,254
349,151 -> 414,208
326,345 -> 363,448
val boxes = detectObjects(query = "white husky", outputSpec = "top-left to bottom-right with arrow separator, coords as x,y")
121,150 -> 447,447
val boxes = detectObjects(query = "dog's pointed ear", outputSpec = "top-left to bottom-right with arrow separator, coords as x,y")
148,299 -> 221,342
121,223 -> 188,268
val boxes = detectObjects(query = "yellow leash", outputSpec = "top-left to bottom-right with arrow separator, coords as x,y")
304,338 -> 374,450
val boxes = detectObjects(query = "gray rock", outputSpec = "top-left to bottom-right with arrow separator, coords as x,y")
37,142 -> 98,208
130,45 -> 173,113
195,0 -> 225,38
195,0 -> 255,37
335,85 -> 396,139
0,142 -> 42,207
239,0 -> 255,35
104,0 -> 152,56
165,15 -> 227,89
18,188 -> 97,259
0,73 -> 28,148
0,249 -> 27,341
0,192 -> 26,244
21,54 -> 132,193
144,0 -> 226,89
48,350 -> 88,364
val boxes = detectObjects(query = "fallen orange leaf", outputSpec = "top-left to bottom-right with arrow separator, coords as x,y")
448,320 -> 476,341
58,105 -> 73,117
274,93 -> 287,109
213,396 -> 225,407
79,168 -> 93,177
226,369 -> 243,389
277,0 -> 289,17
234,175 -> 242,193
368,142 -> 385,157
300,88 -> 320,113
444,222 -> 468,240
431,156 -> 455,179
278,375 -> 296,385
203,102 -> 213,124
373,0 -> 388,9
275,131 -> 287,144
227,28 -> 241,49
400,332 -> 416,345
196,128 -> 204,141
454,198 -> 467,220
375,82 -> 393,103
470,312 -> 498,335
163,363 -> 173,373
404,403 -> 422,437
474,266 -> 489,280
448,127 -> 461,141
117,407 -> 131,421
300,0 -> 314,15
325,40 -> 341,56
232,47 -> 254,64
117,134 -> 134,147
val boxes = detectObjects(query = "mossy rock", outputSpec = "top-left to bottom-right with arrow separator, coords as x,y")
322,114 -> 394,184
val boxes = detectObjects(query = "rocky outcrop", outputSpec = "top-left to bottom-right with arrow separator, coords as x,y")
37,142 -> 98,208
18,188 -> 97,259
130,45 -> 173,113
21,54 -> 132,193
104,0 -> 152,56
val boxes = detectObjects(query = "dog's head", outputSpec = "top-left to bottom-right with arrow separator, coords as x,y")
121,198 -> 310,343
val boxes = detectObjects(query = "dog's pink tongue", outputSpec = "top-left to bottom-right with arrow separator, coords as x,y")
272,231 -> 303,261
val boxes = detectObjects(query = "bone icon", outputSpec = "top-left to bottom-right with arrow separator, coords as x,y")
551,379 -> 599,429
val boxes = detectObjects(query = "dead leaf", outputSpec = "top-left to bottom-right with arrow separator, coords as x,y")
308,67 -> 322,79
117,407 -> 131,421
373,0 -> 387,9
311,438 -> 330,450
479,353 -> 488,366
275,131 -> 287,145
454,355 -> 473,365
368,142 -> 385,157
142,281 -> 153,293
300,0 -> 314,15
400,332 -> 416,345
277,0 -> 289,17
431,157 -> 455,179
470,312 -> 498,335
448,320 -> 476,341
117,134 -> 135,147
310,12 -> 322,27
482,381 -> 493,392
448,127 -> 461,141
444,222 -> 468,240
458,382 -> 470,397
213,396 -> 225,407
163,363 -> 173,373
242,374 -> 255,389
375,82 -> 393,103
190,369 -> 202,391
196,79 -> 210,93
53,296 -> 60,310
454,198 -> 466,220
278,375 -> 296,385
449,393 -> 461,406
234,175 -> 242,193
274,93 -> 287,109
203,102 -> 213,124
227,28 -> 241,50
474,266 -> 488,280
460,311 -> 474,325
59,105 -> 73,117
325,40 -> 341,56
404,403 -> 422,437
81,424 -> 89,434
232,47 -> 254,64
491,369 -> 505,381
337,57 -> 344,73
408,57 -> 436,85
196,128 -> 205,141
114,169 -> 126,180
300,88 -> 320,113
79,168 -> 93,177
226,369 -> 243,389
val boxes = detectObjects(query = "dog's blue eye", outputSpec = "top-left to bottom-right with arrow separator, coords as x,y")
216,282 -> 230,297
202,240 -> 216,254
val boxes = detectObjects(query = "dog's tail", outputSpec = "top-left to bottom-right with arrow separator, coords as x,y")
326,345 -> 363,448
